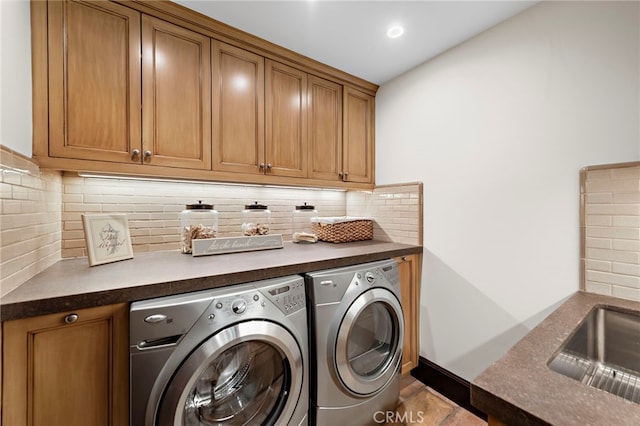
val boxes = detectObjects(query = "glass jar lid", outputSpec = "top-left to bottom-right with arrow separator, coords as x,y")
245,201 -> 268,210
186,200 -> 214,210
295,202 -> 316,210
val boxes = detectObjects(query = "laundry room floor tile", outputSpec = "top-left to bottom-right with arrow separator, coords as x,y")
386,376 -> 487,426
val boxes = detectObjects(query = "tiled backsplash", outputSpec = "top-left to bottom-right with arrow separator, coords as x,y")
581,162 -> 640,301
0,144 -> 422,295
61,174 -> 346,257
60,176 -> 422,257
1,148 -> 62,296
347,183 -> 423,245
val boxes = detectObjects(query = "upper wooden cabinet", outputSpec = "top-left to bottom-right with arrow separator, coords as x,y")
307,76 -> 343,182
266,60 -> 308,178
44,1 -> 211,170
47,0 -> 142,163
141,15 -> 211,170
343,87 -> 375,184
212,40 -> 265,175
33,0 -> 377,188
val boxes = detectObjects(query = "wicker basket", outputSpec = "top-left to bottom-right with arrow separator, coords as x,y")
311,217 -> 373,243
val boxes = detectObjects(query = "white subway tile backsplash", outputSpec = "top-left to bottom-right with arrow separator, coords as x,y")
1,147 -> 62,296
585,215 -> 612,226
611,285 -> 640,300
585,237 -> 612,249
586,247 -> 640,264
613,192 -> 640,204
585,259 -> 611,272
585,281 -> 612,296
586,225 -> 640,240
612,262 -> 640,276
613,239 -> 640,252
583,164 -> 640,302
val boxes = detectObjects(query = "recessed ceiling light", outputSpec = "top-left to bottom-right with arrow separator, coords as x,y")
386,25 -> 404,39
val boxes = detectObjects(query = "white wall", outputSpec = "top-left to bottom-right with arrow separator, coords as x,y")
376,1 -> 640,380
1,0 -> 32,156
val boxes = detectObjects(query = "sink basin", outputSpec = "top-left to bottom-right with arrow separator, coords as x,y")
548,306 -> 640,404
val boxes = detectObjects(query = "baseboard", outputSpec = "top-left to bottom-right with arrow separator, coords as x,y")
410,357 -> 488,421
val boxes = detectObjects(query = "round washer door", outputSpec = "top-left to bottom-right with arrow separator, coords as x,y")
157,320 -> 303,426
335,287 -> 404,396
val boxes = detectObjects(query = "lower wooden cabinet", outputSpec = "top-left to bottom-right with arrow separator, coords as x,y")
2,303 -> 129,426
396,254 -> 421,375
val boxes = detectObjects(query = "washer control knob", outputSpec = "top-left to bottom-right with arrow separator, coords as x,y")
365,272 -> 376,284
232,299 -> 247,315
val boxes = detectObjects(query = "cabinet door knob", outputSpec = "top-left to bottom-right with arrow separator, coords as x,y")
338,172 -> 344,178
343,171 -> 349,181
144,150 -> 152,158
266,163 -> 273,171
259,163 -> 265,172
131,149 -> 140,160
64,313 -> 79,324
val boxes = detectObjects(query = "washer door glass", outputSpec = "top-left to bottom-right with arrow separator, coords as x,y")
158,321 -> 303,426
335,288 -> 404,396
183,341 -> 286,425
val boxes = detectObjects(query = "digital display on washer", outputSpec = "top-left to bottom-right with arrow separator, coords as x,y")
383,266 -> 393,272
268,285 -> 290,296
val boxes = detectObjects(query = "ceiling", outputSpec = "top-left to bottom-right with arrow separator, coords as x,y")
173,0 -> 538,85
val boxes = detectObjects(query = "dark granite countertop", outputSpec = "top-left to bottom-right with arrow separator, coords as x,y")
471,291 -> 640,426
0,240 -> 422,322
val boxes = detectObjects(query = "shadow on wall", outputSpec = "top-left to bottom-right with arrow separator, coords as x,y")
420,249 -> 571,380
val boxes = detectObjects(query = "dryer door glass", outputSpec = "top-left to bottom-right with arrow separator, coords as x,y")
347,302 -> 394,377
335,287 -> 404,396
158,321 -> 303,426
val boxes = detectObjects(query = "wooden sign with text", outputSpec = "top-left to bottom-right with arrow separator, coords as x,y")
192,234 -> 284,257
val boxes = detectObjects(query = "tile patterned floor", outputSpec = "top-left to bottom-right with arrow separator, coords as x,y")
385,375 -> 488,426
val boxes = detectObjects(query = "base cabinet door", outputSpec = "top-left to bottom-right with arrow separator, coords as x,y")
396,255 -> 421,375
2,304 -> 129,426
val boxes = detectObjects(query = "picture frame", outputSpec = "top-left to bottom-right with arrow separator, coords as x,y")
82,213 -> 134,266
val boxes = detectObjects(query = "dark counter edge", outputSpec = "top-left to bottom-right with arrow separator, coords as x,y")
470,384 -> 550,426
0,245 -> 422,322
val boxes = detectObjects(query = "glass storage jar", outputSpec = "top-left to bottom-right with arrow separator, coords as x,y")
292,202 -> 318,243
242,202 -> 271,236
180,201 -> 218,254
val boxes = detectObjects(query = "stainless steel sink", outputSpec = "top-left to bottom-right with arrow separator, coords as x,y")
548,306 -> 640,404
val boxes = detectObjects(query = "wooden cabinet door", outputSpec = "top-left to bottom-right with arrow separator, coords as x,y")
266,60 -> 308,178
343,86 -> 374,184
212,41 -> 265,175
396,255 -> 421,375
2,304 -> 129,426
47,0 -> 141,163
142,16 -> 211,170
307,76 -> 343,182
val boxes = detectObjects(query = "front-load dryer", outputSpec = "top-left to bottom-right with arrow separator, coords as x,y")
130,275 -> 308,426
305,259 -> 404,425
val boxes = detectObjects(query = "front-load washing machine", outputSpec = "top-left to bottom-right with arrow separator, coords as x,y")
305,259 -> 404,425
130,275 -> 308,426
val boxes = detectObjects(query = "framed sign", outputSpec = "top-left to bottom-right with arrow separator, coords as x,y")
82,214 -> 134,266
